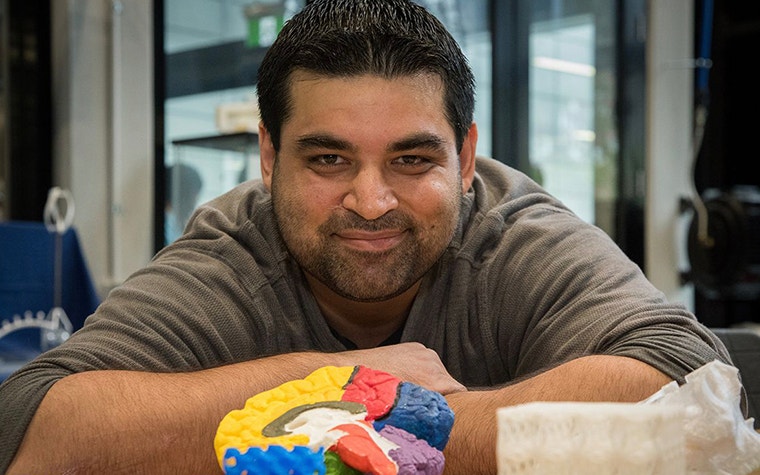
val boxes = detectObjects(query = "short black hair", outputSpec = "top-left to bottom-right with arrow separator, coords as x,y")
256,0 -> 475,152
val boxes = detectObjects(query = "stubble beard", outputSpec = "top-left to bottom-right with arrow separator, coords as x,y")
272,182 -> 462,303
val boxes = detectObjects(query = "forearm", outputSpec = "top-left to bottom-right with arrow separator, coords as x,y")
442,355 -> 672,475
7,342 -> 464,474
6,351 -> 342,474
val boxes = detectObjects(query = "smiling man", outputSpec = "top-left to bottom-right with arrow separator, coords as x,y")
268,71 -> 474,348
0,0 -> 734,474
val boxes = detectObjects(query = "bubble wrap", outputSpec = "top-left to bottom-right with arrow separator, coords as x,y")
496,402 -> 685,475
643,360 -> 760,474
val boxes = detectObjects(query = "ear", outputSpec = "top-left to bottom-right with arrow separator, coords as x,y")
459,122 -> 478,193
259,121 -> 275,191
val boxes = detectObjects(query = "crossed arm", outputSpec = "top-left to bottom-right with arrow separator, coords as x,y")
7,343 -> 670,475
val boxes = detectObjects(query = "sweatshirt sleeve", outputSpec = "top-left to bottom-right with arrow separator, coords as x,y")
487,202 -> 731,384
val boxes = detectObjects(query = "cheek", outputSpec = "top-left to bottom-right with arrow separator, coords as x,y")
403,180 -> 460,231
302,181 -> 344,214
275,177 -> 339,226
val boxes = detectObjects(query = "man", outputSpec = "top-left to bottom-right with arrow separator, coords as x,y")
0,0 -> 732,473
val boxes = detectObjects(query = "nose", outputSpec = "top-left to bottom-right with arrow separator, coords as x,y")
341,167 -> 399,220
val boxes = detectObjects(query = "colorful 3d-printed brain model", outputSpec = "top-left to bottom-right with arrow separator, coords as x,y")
214,365 -> 455,475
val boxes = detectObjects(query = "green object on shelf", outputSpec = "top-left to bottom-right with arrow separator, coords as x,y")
247,15 -> 284,48
245,1 -> 285,48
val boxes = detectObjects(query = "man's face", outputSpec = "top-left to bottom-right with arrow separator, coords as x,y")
261,71 -> 476,302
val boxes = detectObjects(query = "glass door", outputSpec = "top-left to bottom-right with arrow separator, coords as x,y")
420,0 -> 492,158
159,0 -> 305,246
493,0 -> 646,267
529,8 -> 615,229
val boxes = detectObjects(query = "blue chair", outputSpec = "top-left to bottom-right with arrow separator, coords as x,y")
0,221 -> 100,379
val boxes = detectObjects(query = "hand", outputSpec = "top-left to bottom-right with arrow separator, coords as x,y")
337,342 -> 467,395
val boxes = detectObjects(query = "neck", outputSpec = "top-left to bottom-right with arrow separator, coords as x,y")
305,273 -> 420,349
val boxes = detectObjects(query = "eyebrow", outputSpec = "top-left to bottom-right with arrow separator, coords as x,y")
295,132 -> 449,154
387,132 -> 448,154
295,134 -> 356,153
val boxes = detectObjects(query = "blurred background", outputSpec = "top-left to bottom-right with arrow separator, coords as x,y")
1,0 -> 758,336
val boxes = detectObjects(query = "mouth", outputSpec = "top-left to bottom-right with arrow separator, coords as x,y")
333,229 -> 408,252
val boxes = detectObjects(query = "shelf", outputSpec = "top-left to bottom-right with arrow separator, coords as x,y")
171,131 -> 258,153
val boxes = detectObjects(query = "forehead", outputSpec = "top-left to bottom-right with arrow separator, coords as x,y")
282,70 -> 451,135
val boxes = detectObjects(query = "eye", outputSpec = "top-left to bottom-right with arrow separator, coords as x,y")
394,155 -> 428,167
309,154 -> 347,167
391,155 -> 436,174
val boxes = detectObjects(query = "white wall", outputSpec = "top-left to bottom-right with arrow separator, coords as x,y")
52,0 -> 154,297
645,0 -> 695,308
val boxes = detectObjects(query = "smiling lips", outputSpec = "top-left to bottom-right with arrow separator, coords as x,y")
335,229 -> 408,252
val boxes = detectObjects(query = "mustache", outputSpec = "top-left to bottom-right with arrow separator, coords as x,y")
319,211 -> 415,234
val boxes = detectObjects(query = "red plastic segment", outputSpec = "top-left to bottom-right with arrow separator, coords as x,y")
341,366 -> 401,421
